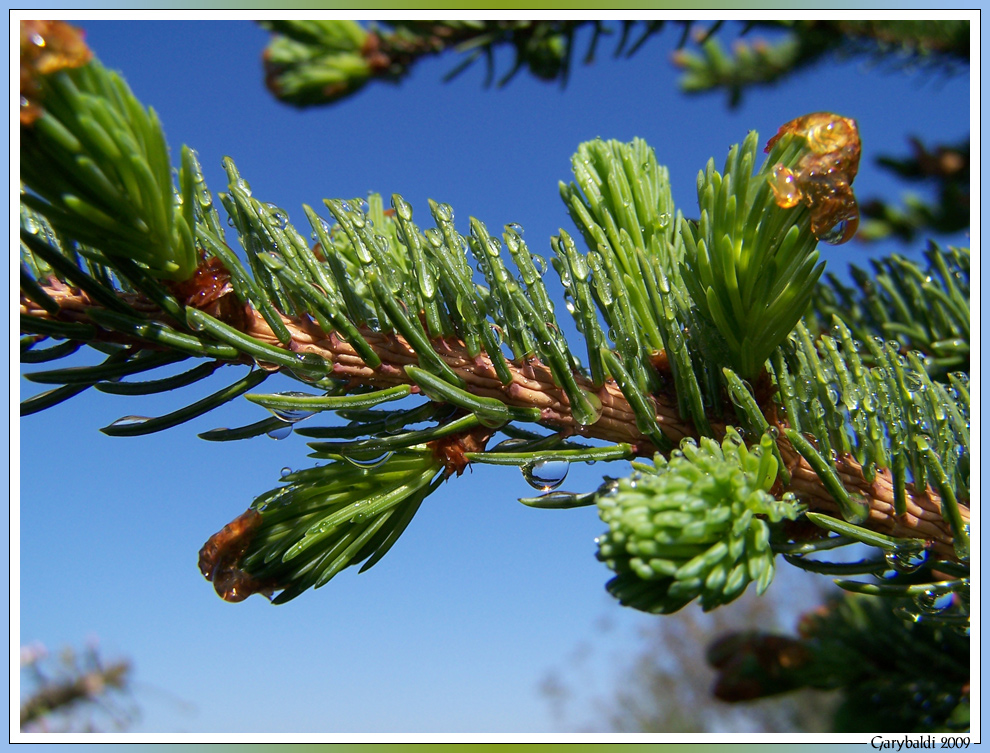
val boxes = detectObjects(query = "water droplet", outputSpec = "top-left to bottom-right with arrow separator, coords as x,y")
894,606 -> 924,624
265,392 -> 317,423
490,438 -> 526,453
574,389 -> 603,426
884,548 -> 928,575
434,203 -> 453,222
818,220 -> 852,245
904,369 -> 925,391
266,423 -> 293,440
914,589 -> 954,614
280,467 -> 292,478
657,212 -> 672,230
108,416 -> 151,428
522,459 -> 569,492
424,228 -> 443,248
506,222 -> 524,236
530,254 -> 547,276
345,451 -> 393,469
392,196 -> 413,221
290,352 -> 330,381
253,359 -> 281,372
227,215 -> 235,227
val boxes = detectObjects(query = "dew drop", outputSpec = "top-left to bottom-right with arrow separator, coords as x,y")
265,392 -> 317,423
883,548 -> 928,575
530,254 -> 547,277
280,467 -> 292,478
345,451 -> 393,469
506,222 -> 524,236
818,220 -> 851,245
574,389 -> 603,426
491,438 -> 528,452
424,228 -> 443,248
522,459 -> 569,491
266,423 -> 293,440
108,415 -> 151,428
392,196 -> 413,221
914,589 -> 954,614
893,606 -> 925,624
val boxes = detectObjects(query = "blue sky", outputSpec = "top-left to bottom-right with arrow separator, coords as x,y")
17,19 -> 971,734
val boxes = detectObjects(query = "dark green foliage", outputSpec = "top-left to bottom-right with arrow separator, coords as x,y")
708,594 -> 969,732
676,20 -> 969,108
261,20 -> 698,107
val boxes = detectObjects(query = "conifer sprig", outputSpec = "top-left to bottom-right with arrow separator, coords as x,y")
19,29 -> 968,612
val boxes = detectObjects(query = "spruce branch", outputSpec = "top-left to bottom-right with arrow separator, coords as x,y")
19,26 -> 969,612
261,20 -> 694,108
675,20 -> 969,108
21,259 -> 968,562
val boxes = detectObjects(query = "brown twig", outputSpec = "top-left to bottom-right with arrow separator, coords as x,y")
20,661 -> 130,728
20,286 -> 969,558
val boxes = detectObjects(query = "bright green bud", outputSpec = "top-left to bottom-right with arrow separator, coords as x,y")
595,429 -> 802,614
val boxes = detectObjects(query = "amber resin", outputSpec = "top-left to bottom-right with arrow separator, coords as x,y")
198,509 -> 277,602
765,112 -> 862,245
20,20 -> 92,126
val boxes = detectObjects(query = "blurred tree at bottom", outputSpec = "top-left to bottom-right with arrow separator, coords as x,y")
20,640 -> 134,733
540,571 -> 838,733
